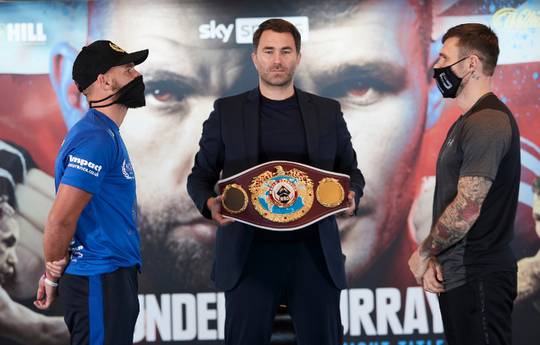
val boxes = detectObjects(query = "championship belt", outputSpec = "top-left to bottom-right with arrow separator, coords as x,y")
217,160 -> 350,231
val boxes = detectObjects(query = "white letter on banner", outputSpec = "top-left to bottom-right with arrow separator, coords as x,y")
403,287 -> 428,334
376,288 -> 403,335
340,289 -> 349,334
172,293 -> 197,340
7,23 -> 20,42
132,295 -> 145,342
36,23 -> 47,42
349,288 -> 376,336
217,292 -> 226,339
197,293 -> 218,340
146,294 -> 172,341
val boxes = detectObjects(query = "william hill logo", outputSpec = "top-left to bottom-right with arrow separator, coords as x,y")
0,22 -> 47,42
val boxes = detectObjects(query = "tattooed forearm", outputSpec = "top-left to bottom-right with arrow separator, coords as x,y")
420,176 -> 492,257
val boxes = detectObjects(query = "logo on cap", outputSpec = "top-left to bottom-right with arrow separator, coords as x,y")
109,42 -> 126,53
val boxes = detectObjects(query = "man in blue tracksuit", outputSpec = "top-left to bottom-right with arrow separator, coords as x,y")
34,40 -> 148,345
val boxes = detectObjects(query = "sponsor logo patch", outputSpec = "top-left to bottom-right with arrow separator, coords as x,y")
67,154 -> 103,177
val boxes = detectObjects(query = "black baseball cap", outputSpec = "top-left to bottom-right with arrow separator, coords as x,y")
72,40 -> 149,92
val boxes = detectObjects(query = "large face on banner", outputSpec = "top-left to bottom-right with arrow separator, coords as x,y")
51,0 -> 430,289
40,0 -> 439,298
297,1 -> 428,280
99,2 -> 250,289
0,200 -> 18,285
52,1 -> 250,289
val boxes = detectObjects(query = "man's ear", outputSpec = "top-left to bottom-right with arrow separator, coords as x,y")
49,42 -> 87,130
469,55 -> 483,75
251,51 -> 259,72
95,73 -> 114,92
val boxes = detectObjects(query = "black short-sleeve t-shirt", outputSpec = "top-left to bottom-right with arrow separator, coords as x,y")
432,92 -> 520,290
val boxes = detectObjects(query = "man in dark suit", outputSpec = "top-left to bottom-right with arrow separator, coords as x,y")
187,18 -> 365,345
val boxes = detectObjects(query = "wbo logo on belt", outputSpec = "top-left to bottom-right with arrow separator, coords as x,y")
218,161 -> 349,231
249,165 -> 314,223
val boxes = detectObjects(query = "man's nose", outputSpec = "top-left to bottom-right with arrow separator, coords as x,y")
272,52 -> 282,65
6,251 -> 17,265
132,68 -> 142,77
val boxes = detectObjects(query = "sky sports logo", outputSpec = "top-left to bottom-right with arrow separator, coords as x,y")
198,16 -> 309,44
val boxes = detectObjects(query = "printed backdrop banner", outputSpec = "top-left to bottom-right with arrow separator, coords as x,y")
0,1 -> 539,345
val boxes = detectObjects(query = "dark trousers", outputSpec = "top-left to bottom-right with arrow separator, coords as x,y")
438,270 -> 517,345
59,266 -> 139,345
225,238 -> 343,345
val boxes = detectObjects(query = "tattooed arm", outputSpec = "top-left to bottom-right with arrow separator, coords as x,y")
420,176 -> 493,258
409,176 -> 492,284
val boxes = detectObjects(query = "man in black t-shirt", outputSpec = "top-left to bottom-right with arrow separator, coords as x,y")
408,23 -> 520,345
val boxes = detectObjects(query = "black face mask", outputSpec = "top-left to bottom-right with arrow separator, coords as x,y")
433,56 -> 471,99
89,75 -> 146,109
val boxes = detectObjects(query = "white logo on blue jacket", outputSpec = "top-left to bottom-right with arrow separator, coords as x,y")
122,159 -> 135,180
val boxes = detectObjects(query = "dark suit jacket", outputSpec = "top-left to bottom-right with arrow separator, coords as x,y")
187,87 -> 365,290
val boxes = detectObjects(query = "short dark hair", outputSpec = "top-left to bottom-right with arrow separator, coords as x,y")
442,23 -> 499,76
252,18 -> 301,53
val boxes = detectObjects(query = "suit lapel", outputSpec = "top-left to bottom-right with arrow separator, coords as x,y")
296,88 -> 320,165
243,88 -> 260,167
